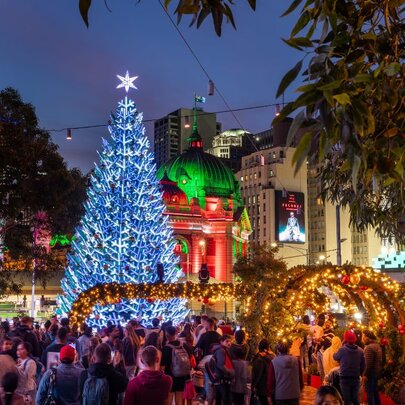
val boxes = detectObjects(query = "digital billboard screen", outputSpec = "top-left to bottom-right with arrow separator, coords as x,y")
275,190 -> 305,243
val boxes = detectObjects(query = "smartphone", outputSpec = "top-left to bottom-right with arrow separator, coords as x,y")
111,350 -> 116,361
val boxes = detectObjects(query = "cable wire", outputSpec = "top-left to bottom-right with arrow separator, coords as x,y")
46,101 -> 288,132
158,0 -> 260,151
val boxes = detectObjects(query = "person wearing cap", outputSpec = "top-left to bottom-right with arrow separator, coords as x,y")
36,345 -> 85,405
333,331 -> 365,405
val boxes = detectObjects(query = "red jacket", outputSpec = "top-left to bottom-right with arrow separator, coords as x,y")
124,370 -> 172,405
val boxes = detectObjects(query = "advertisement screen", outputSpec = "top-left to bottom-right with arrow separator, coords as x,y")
275,191 -> 305,243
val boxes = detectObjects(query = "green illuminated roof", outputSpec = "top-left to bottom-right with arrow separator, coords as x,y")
157,130 -> 241,209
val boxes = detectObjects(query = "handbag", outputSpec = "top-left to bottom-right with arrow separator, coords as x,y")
183,379 -> 196,400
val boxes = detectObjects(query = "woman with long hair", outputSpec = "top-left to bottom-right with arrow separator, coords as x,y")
178,323 -> 194,347
15,342 -> 37,402
123,325 -> 140,379
0,372 -> 25,405
88,336 -> 100,366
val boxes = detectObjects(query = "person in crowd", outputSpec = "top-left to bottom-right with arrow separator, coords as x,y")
218,320 -> 233,336
0,337 -> 17,386
124,345 -> 172,405
251,339 -> 275,405
324,366 -> 341,394
0,372 -> 25,405
15,342 -> 37,401
323,337 -> 342,377
76,326 -> 92,368
100,327 -> 110,344
161,325 -> 192,405
299,315 -> 311,370
267,342 -> 304,405
312,316 -> 325,354
315,385 -> 344,405
122,325 -> 140,379
231,347 -> 250,405
194,315 -> 209,342
128,320 -> 145,342
87,336 -> 100,366
106,326 -> 120,350
41,327 -> 68,369
211,317 -> 223,336
230,329 -> 249,360
36,345 -> 85,405
362,330 -> 383,405
178,322 -> 195,347
9,317 -> 41,359
195,318 -> 221,405
145,318 -> 161,335
81,343 -> 128,405
143,331 -> 161,350
333,330 -> 365,405
211,335 -> 235,405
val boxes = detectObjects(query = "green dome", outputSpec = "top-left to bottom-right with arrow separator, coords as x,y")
156,141 -> 241,210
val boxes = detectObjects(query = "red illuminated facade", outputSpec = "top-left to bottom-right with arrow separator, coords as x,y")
157,126 -> 251,283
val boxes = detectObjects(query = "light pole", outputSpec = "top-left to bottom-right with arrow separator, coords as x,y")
272,242 -> 310,265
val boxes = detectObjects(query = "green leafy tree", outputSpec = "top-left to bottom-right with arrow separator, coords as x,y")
275,1 -> 404,244
0,87 -> 87,290
233,244 -> 290,347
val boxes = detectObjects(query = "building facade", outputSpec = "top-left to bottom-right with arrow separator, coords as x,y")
154,108 -> 221,169
236,146 -> 308,267
206,128 -> 255,172
156,124 -> 251,315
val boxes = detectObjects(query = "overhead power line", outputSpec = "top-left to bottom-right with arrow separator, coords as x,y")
46,101 -> 289,133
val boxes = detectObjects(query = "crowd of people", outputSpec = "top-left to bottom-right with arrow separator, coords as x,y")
0,313 -> 382,405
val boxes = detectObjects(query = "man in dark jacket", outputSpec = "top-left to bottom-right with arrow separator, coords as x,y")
8,316 -> 41,358
267,342 -> 303,405
124,345 -> 172,405
333,330 -> 365,405
362,330 -> 382,405
252,339 -> 274,405
212,335 -> 235,405
81,343 -> 128,405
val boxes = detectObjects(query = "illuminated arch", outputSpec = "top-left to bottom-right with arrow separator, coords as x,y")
69,282 -> 243,326
279,265 -> 404,330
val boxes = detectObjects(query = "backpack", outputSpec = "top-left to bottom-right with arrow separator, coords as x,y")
167,343 -> 191,377
82,376 -> 109,405
24,356 -> 45,387
205,355 -> 219,384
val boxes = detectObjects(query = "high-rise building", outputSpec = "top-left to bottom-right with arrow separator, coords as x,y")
206,128 -> 256,172
154,108 -> 221,168
236,145 -> 309,267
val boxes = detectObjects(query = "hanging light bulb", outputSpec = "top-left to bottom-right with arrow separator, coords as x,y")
275,104 -> 281,116
184,116 -> 190,129
208,79 -> 214,96
66,128 -> 72,140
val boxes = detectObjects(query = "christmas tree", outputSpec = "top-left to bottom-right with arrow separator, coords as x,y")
60,72 -> 188,327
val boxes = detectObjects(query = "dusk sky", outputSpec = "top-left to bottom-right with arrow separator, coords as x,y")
0,1 -> 301,173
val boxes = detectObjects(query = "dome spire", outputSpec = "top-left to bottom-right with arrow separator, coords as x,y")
188,95 -> 205,149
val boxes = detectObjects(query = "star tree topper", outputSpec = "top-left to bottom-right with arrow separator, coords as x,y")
116,71 -> 138,93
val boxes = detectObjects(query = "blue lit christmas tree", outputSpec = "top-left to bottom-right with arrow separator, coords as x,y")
60,72 -> 188,327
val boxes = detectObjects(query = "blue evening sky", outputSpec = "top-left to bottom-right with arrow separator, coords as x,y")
0,1 -> 302,173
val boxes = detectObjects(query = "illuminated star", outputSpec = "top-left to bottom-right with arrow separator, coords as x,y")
116,71 -> 138,93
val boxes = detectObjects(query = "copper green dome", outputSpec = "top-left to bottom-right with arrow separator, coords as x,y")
156,127 -> 241,210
